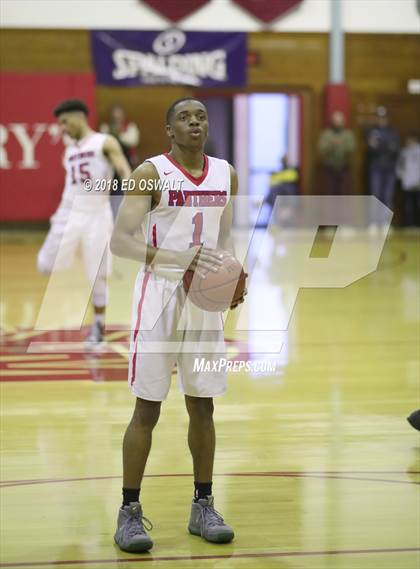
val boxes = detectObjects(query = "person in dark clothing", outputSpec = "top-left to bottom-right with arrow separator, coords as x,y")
100,105 -> 140,218
318,110 -> 356,195
100,105 -> 140,169
397,131 -> 420,227
365,108 -> 400,217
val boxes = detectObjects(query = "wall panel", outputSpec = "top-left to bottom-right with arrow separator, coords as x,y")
1,29 -> 419,198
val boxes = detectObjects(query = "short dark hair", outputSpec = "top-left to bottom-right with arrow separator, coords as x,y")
53,99 -> 89,117
166,97 -> 206,125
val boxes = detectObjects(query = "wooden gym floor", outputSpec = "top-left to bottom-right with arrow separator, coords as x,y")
1,228 -> 419,569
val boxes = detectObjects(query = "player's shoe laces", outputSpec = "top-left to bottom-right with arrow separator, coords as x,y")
114,502 -> 153,553
188,495 -> 234,543
407,409 -> 420,431
85,321 -> 104,347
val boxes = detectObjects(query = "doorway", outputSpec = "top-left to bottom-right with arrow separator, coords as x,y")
202,92 -> 302,227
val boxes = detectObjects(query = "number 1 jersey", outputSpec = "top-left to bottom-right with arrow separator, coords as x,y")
143,153 -> 231,253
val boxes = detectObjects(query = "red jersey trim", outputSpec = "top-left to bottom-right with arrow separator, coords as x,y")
130,271 -> 151,386
164,152 -> 209,187
152,223 -> 157,247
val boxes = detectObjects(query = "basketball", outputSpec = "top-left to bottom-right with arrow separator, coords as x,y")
183,252 -> 246,312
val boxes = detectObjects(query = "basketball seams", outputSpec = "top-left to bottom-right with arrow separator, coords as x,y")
182,256 -> 246,311
198,276 -> 245,306
198,272 -> 245,294
188,289 -> 230,311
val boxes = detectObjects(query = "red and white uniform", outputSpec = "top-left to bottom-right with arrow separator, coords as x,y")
37,132 -> 113,307
129,153 -> 231,401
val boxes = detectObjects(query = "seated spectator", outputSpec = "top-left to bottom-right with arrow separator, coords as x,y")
263,155 -> 299,226
397,131 -> 420,227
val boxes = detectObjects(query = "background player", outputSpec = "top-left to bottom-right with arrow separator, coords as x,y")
37,99 -> 132,345
111,97 -> 246,553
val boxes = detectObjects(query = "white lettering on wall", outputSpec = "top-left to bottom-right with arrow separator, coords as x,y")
0,123 -> 63,170
0,125 -> 11,169
112,48 -> 227,85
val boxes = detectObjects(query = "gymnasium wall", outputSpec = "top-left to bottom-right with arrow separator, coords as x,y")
1,28 -> 419,212
2,0 -> 419,33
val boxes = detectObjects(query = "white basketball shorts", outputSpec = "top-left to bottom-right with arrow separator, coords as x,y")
37,202 -> 113,306
128,269 -> 227,401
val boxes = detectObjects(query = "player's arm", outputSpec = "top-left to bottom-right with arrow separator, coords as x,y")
111,162 -> 178,266
103,135 -> 132,180
110,163 -> 223,277
218,165 -> 247,309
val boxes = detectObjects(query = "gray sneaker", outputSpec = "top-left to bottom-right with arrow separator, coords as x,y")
114,502 -> 153,553
188,496 -> 234,543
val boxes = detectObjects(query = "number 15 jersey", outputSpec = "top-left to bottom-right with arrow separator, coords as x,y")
61,132 -> 113,212
143,153 -> 231,252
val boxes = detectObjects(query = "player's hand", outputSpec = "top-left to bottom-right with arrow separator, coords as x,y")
230,288 -> 247,310
230,273 -> 248,310
191,247 -> 225,279
178,246 -> 224,279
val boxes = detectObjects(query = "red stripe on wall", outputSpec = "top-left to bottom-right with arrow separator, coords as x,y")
0,72 -> 96,221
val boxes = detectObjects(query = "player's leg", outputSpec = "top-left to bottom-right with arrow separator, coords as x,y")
37,206 -> 80,275
123,397 -> 161,490
185,395 -> 215,484
184,395 -> 234,543
178,305 -> 234,544
82,206 -> 113,345
116,388 -> 164,554
114,397 -> 160,553
85,255 -> 108,346
115,272 -> 178,553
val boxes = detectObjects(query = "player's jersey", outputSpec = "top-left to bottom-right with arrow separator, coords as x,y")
143,153 -> 230,254
61,132 -> 113,211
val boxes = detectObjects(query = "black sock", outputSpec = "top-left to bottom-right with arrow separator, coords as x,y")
122,487 -> 140,506
194,481 -> 212,501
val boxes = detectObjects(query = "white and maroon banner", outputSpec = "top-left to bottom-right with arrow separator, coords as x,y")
0,73 -> 96,221
141,0 -> 210,22
233,0 -> 302,23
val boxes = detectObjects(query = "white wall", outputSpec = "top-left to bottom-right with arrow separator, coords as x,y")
1,0 -> 419,33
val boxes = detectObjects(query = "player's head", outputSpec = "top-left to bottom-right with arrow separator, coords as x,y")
166,98 -> 208,150
53,99 -> 89,140
375,106 -> 388,128
109,104 -> 126,126
331,110 -> 345,130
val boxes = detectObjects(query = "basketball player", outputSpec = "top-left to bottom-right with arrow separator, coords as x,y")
37,99 -> 132,345
110,98 -> 246,552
